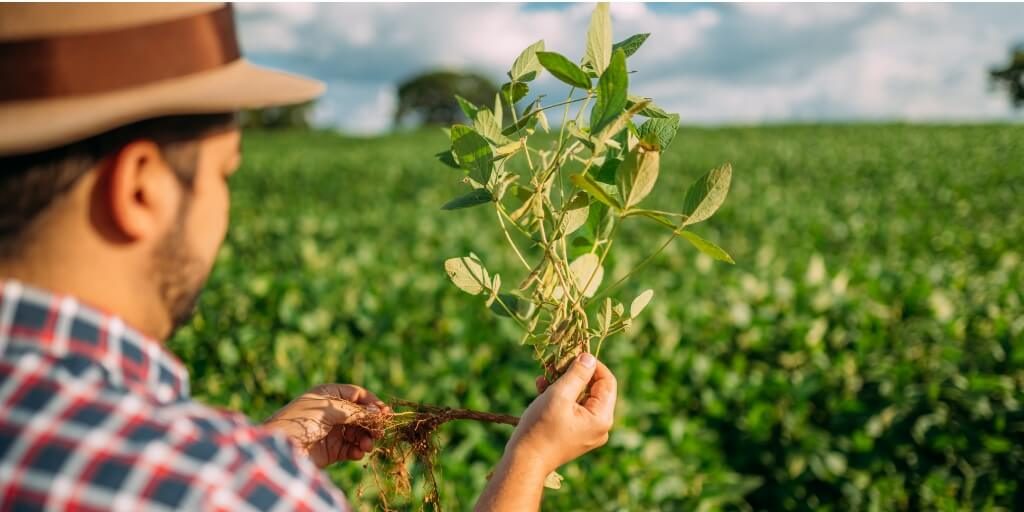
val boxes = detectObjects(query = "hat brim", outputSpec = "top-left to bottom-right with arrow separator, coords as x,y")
0,60 -> 325,156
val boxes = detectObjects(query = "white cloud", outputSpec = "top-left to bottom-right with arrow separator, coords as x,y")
236,3 -> 1024,132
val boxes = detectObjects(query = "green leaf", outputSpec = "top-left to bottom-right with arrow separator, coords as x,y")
583,201 -> 612,243
585,3 -> 612,76
592,99 -> 650,151
444,254 -> 492,295
616,142 -> 660,207
510,39 -> 546,81
474,109 -> 511,145
677,230 -> 735,264
594,156 -> 622,185
450,124 -> 494,185
502,99 -> 542,137
591,48 -> 628,134
493,94 -> 503,127
629,289 -> 654,318
569,253 -> 604,297
501,81 -> 530,105
638,114 -> 680,150
454,95 -> 479,120
536,51 -> 591,89
435,150 -> 459,169
441,189 -> 493,210
490,293 -> 533,318
494,140 -> 524,158
613,33 -> 650,57
544,470 -> 564,490
682,164 -> 732,226
571,173 -> 621,210
627,95 -> 671,118
559,192 -> 590,237
566,121 -> 595,150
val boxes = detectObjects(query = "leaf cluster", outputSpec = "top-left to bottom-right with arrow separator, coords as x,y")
437,3 -> 736,379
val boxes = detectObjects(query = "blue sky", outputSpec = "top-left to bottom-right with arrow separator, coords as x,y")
236,2 -> 1024,134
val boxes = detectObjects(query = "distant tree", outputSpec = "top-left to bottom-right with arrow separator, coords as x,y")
394,70 -> 498,128
990,45 -> 1024,108
241,101 -> 316,130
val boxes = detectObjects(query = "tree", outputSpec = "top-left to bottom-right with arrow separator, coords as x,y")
240,101 -> 316,130
394,70 -> 498,128
990,45 -> 1024,108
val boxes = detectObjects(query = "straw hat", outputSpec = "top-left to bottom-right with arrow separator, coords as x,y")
0,3 -> 324,157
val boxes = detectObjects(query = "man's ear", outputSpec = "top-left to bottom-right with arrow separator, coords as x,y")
101,140 -> 183,242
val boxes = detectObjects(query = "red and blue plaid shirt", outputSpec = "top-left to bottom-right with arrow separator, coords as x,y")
0,280 -> 350,511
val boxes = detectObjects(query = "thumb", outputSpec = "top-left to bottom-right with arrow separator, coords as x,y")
551,353 -> 598,399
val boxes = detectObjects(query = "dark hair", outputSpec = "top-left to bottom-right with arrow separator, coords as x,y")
0,113 -> 236,258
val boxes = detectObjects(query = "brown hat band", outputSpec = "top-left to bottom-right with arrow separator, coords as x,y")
0,5 -> 241,102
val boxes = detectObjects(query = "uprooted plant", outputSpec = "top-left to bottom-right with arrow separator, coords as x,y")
351,3 -> 735,508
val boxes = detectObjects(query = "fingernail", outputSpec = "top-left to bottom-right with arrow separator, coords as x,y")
366,405 -> 380,414
579,353 -> 596,368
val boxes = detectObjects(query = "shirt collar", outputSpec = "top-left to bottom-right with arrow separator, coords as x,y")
0,279 -> 190,403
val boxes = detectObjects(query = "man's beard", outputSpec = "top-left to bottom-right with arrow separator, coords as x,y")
153,199 -> 211,339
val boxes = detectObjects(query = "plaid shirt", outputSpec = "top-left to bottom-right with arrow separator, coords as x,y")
0,280 -> 350,511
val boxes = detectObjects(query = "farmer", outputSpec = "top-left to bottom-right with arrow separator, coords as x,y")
0,3 -> 617,511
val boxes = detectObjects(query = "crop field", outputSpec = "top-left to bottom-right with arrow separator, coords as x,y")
168,124 -> 1023,510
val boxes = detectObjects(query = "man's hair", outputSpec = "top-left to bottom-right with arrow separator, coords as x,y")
0,113 -> 236,258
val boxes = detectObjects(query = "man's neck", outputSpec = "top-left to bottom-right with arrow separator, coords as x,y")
1,256 -> 169,342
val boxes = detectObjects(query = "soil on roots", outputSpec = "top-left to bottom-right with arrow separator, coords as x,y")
351,399 -> 519,511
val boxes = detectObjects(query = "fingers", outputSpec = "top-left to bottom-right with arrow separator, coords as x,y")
313,384 -> 391,414
550,353 -> 598,400
321,397 -> 369,426
347,429 -> 374,460
347,444 -> 365,460
581,360 -> 617,423
358,389 -> 388,412
330,426 -> 373,462
314,383 -> 366,402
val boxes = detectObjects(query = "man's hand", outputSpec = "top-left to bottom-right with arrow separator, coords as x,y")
264,384 -> 390,468
509,352 -> 617,474
476,353 -> 617,511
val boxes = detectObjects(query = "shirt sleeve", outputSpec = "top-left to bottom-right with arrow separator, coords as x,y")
166,408 -> 352,512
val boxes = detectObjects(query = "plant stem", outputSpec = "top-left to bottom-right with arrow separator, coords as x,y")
557,87 -> 577,143
493,293 -> 531,331
594,336 -> 607,359
390,399 -> 520,427
495,205 -> 532,271
575,219 -> 618,305
541,96 -> 587,116
590,231 -> 677,304
496,203 -> 535,238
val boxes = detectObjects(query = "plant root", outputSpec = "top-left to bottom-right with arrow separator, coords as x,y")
349,398 -> 519,511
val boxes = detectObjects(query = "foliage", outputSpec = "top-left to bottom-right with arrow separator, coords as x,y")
394,71 -> 499,128
990,45 -> 1024,108
170,123 -> 1024,510
241,100 -> 316,130
437,4 -> 732,386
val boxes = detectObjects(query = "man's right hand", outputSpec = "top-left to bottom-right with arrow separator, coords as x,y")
475,353 -> 617,511
509,352 -> 618,473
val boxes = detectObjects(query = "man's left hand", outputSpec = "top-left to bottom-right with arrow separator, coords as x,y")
264,384 -> 391,468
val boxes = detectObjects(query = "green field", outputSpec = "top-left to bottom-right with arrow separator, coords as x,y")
168,124 -> 1024,511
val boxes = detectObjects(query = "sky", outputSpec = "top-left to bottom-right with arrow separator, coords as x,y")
236,2 -> 1024,134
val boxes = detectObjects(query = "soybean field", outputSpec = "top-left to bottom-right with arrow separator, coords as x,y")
169,124 -> 1024,511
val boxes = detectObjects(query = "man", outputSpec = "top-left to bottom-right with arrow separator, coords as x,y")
0,4 -> 617,511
